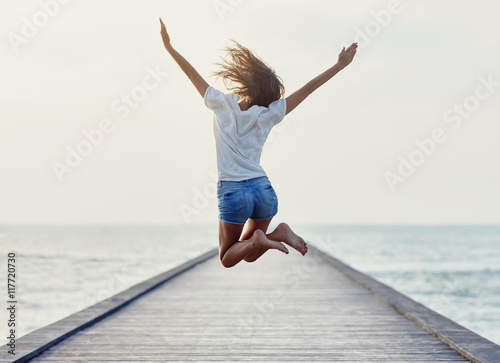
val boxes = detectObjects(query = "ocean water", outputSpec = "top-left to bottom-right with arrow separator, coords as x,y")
2,224 -> 499,345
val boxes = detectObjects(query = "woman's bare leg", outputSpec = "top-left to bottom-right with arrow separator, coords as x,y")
240,217 -> 274,262
218,220 -> 289,268
243,220 -> 308,262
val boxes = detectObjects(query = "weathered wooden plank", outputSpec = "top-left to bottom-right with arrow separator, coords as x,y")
0,249 -> 218,363
18,245 -> 475,362
6,243 -> 498,362
314,246 -> 500,363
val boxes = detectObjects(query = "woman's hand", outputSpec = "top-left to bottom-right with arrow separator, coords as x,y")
337,42 -> 358,69
159,17 -> 171,48
157,17 -> 209,98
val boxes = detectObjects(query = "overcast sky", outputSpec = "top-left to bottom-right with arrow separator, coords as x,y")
1,0 -> 499,225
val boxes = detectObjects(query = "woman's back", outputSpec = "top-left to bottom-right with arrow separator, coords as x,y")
204,86 -> 286,182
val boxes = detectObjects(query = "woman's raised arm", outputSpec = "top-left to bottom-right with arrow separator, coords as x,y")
159,18 -> 209,98
285,42 -> 357,115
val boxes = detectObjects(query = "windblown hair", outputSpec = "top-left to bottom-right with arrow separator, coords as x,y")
212,40 -> 285,108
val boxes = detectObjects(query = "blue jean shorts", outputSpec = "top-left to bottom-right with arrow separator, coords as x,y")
217,176 -> 278,225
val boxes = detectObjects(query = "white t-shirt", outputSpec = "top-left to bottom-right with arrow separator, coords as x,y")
204,86 -> 287,181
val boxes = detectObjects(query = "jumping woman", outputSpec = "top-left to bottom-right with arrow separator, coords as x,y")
159,18 -> 357,268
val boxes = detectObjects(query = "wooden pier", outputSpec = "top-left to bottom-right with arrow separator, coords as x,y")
2,245 -> 499,362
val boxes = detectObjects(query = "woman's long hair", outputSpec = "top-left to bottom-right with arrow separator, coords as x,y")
212,40 -> 285,108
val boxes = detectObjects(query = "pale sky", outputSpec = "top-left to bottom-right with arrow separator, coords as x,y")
1,0 -> 499,225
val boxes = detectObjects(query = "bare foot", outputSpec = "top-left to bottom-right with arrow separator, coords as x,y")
274,223 -> 308,255
253,229 -> 289,254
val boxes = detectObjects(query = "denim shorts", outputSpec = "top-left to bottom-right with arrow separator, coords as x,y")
217,176 -> 278,225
